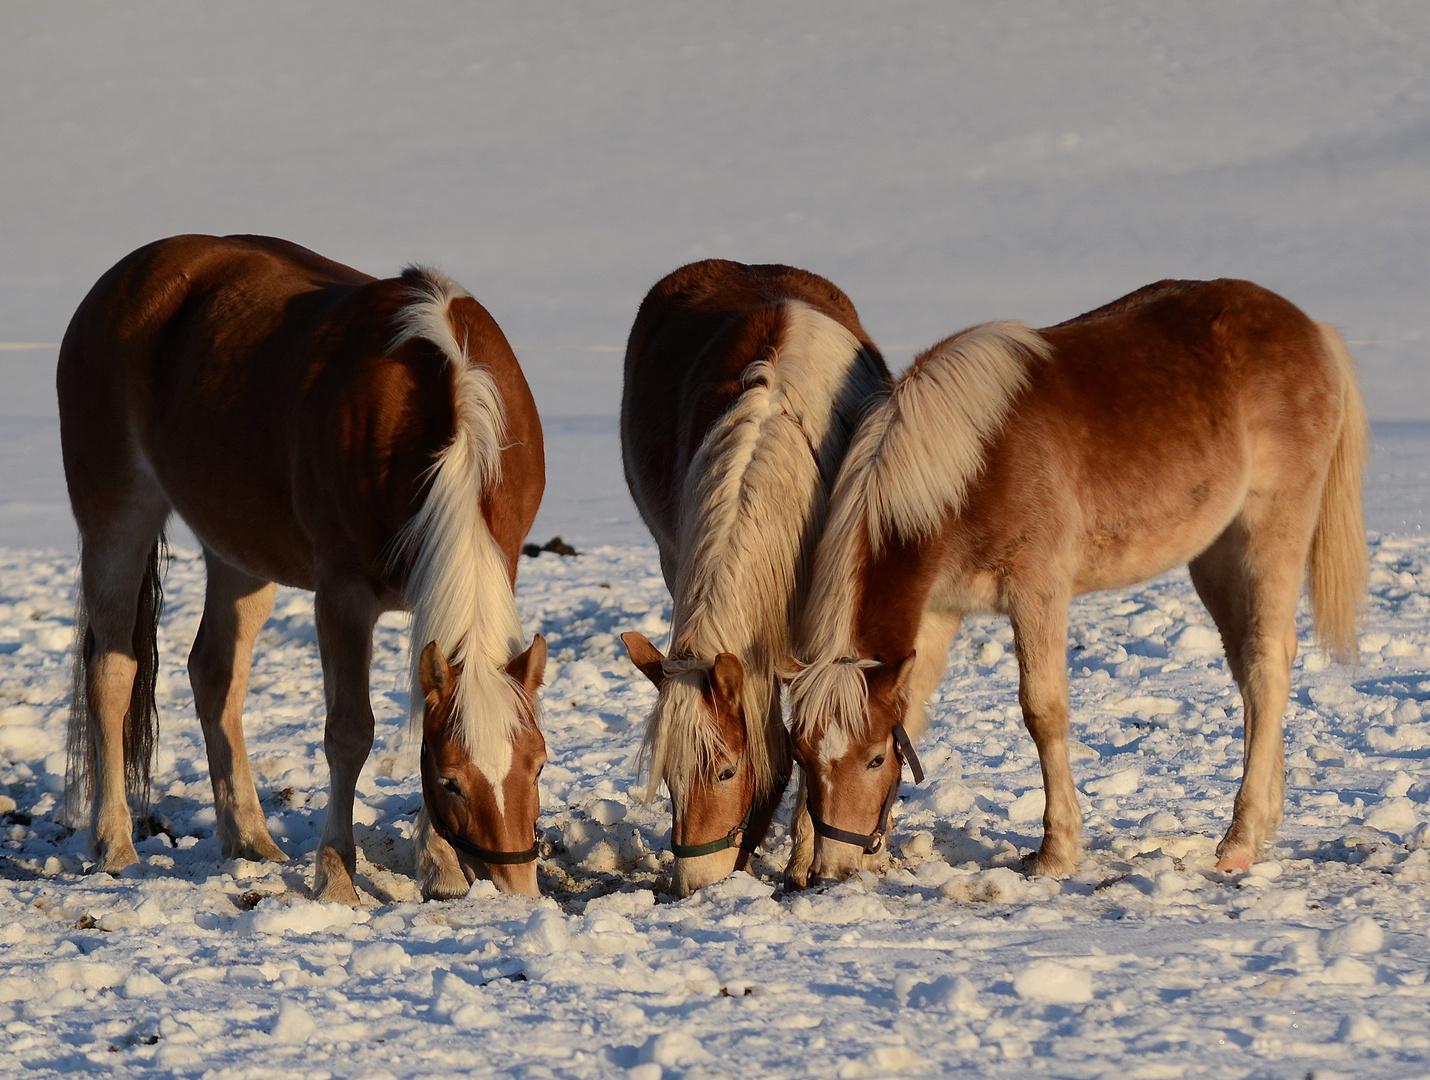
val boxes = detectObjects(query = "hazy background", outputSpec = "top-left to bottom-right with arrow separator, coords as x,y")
3,2 -> 1427,546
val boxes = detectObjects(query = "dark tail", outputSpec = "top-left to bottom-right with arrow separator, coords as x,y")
65,535 -> 167,826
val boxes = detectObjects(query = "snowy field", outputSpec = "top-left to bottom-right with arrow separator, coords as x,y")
0,434 -> 1428,1079
4,3 -> 1430,1078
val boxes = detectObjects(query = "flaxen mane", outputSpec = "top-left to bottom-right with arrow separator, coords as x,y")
642,302 -> 886,799
391,269 -> 532,794
790,321 -> 1052,743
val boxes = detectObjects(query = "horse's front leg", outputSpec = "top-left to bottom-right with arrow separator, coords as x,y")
784,771 -> 815,889
311,582 -> 379,905
189,553 -> 285,862
1009,593 -> 1082,876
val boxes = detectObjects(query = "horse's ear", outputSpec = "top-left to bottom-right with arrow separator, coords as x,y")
710,652 -> 745,712
506,634 -> 547,696
419,640 -> 454,709
710,652 -> 747,749
893,651 -> 917,699
869,651 -> 917,703
621,632 -> 666,687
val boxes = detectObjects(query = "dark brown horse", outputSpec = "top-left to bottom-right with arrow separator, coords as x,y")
59,234 -> 547,902
789,279 -> 1368,885
619,259 -> 889,896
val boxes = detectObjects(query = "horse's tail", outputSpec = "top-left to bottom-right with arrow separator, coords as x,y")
64,535 -> 166,826
1307,323 -> 1369,665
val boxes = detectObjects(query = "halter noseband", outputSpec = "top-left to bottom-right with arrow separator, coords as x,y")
667,769 -> 790,861
420,739 -> 540,866
805,724 -> 924,856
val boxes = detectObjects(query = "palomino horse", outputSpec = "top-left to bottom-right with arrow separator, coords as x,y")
619,259 -> 890,896
59,234 -> 548,902
788,279 -> 1368,885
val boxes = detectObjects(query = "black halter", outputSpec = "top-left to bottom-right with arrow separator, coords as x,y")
420,739 -> 540,866
805,724 -> 924,855
669,798 -> 757,860
667,770 -> 790,861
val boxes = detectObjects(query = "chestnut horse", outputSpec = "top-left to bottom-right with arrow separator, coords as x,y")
619,259 -> 889,896
789,279 -> 1367,885
59,234 -> 548,902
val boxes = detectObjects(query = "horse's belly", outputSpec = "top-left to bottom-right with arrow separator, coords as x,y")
150,452 -> 317,589
1072,477 -> 1244,595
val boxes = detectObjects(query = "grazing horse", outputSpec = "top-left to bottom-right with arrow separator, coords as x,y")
59,234 -> 548,902
619,259 -> 890,896
788,279 -> 1368,885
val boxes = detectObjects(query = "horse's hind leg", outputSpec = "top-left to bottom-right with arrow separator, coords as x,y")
1009,591 -> 1082,876
310,581 -> 380,905
74,494 -> 170,873
189,551 -> 284,862
1190,510 -> 1308,872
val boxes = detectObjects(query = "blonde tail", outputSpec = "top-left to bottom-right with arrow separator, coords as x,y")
1307,323 -> 1369,664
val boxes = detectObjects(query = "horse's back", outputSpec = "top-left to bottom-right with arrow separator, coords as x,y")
621,259 -> 882,549
965,279 -> 1344,594
1034,278 -> 1339,457
59,236 -> 536,592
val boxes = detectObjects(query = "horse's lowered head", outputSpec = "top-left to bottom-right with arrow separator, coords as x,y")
789,652 -> 924,886
621,631 -> 790,898
417,635 -> 547,897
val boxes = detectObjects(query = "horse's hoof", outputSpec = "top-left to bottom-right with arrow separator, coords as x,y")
94,839 -> 140,874
1031,846 -> 1079,877
311,847 -> 361,906
420,865 -> 470,902
1214,847 -> 1254,874
231,835 -> 289,863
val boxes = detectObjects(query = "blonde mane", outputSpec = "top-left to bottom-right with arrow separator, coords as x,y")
791,320 -> 1052,742
641,301 -> 886,799
391,268 -> 530,795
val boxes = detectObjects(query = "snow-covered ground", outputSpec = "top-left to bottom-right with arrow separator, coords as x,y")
1,495 -> 1428,1078
4,3 -> 1430,1077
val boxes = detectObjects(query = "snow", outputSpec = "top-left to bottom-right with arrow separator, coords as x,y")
3,3 -> 1430,1077
0,519 -> 1428,1077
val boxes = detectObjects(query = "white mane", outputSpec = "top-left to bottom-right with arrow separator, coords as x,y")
391,268 -> 529,796
791,320 -> 1051,742
642,301 -> 887,799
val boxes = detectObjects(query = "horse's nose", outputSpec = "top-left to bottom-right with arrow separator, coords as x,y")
487,860 -> 540,896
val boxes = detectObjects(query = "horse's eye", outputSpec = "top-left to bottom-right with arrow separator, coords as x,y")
716,766 -> 737,783
441,776 -> 461,795
867,755 -> 886,770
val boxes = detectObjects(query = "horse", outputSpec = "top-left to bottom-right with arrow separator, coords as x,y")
618,259 -> 890,896
787,279 -> 1368,886
58,234 -> 548,902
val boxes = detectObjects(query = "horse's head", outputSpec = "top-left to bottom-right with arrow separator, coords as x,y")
790,652 -> 922,885
622,631 -> 788,898
418,635 -> 547,896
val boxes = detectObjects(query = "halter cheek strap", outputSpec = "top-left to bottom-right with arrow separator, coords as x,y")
806,724 -> 924,856
420,739 -> 540,866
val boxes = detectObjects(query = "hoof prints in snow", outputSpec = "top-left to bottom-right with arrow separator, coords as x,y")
0,537 -> 1428,1077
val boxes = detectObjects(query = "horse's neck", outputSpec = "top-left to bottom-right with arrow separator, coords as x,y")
849,529 -> 948,662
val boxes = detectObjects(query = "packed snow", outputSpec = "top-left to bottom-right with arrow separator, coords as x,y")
4,3 -> 1430,1078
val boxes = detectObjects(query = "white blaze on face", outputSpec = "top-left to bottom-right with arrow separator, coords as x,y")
817,726 -> 850,765
470,738 -> 513,816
